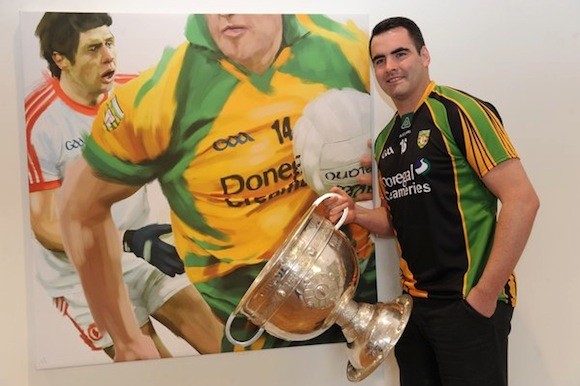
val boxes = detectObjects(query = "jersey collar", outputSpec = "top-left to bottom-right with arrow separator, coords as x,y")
395,81 -> 436,129
49,75 -> 105,116
414,81 -> 436,112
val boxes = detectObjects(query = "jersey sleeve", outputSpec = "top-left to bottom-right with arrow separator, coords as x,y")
373,115 -> 396,162
83,45 -> 187,186
28,114 -> 64,192
441,87 -> 518,178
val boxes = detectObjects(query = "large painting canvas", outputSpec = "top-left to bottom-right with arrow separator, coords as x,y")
20,12 -> 376,369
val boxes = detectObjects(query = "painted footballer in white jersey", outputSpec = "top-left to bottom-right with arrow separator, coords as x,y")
26,74 -> 150,295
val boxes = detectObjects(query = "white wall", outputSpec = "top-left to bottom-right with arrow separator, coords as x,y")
1,1 -> 578,386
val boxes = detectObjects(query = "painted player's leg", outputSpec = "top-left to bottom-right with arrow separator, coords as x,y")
354,252 -> 378,304
341,223 -> 378,305
123,257 -> 223,354
102,320 -> 171,359
141,320 -> 172,358
52,295 -> 114,357
53,294 -> 165,359
152,285 -> 224,354
103,345 -> 115,359
123,256 -> 206,353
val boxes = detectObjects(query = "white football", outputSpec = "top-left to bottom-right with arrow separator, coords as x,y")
293,88 -> 372,198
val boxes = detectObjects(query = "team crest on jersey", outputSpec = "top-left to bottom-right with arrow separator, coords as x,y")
103,96 -> 124,132
417,129 -> 431,149
401,115 -> 412,130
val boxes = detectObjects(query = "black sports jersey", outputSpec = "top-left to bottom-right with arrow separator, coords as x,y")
374,82 -> 518,304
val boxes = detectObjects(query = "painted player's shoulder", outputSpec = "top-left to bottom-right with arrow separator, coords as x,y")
25,75 -> 58,123
25,77 -> 55,106
296,14 -> 365,40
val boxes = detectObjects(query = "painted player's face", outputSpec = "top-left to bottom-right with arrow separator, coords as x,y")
205,14 -> 283,74
370,27 -> 431,112
56,25 -> 116,105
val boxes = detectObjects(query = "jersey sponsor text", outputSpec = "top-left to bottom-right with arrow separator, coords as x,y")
382,160 -> 431,201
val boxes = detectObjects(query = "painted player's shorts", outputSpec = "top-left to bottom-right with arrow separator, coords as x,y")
53,253 -> 190,350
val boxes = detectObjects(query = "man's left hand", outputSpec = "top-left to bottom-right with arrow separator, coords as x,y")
465,286 -> 498,318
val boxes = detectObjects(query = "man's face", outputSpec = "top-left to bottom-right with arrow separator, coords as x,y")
370,27 -> 430,105
205,14 -> 283,72
61,25 -> 117,97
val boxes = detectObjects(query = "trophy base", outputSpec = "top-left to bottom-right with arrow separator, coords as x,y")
345,294 -> 413,382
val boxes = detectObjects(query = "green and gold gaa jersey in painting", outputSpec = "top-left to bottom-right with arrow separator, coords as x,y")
374,82 -> 518,306
84,14 -> 372,285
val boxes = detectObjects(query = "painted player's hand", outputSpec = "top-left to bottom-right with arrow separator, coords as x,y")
114,333 -> 161,362
123,224 -> 185,277
355,151 -> 373,202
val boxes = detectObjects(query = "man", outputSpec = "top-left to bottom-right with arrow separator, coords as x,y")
58,13 -> 376,360
26,12 -> 223,360
325,17 -> 539,386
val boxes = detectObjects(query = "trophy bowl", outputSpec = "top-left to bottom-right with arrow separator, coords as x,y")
225,193 -> 412,382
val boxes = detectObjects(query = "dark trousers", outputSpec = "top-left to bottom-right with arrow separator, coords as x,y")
395,298 -> 513,386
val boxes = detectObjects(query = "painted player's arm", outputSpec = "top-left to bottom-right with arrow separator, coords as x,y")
466,158 -> 540,317
29,187 -> 182,277
58,157 -> 160,362
326,186 -> 395,237
29,188 -> 65,251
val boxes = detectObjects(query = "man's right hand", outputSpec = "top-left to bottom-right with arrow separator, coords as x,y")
354,139 -> 374,202
325,187 -> 357,225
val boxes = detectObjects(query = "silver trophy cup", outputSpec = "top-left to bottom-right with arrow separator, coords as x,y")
225,193 -> 412,382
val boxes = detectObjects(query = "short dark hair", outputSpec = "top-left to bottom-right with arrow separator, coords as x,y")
35,12 -> 112,78
369,17 -> 425,56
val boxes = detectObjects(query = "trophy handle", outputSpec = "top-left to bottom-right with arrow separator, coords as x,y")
225,311 -> 265,347
312,192 -> 349,230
